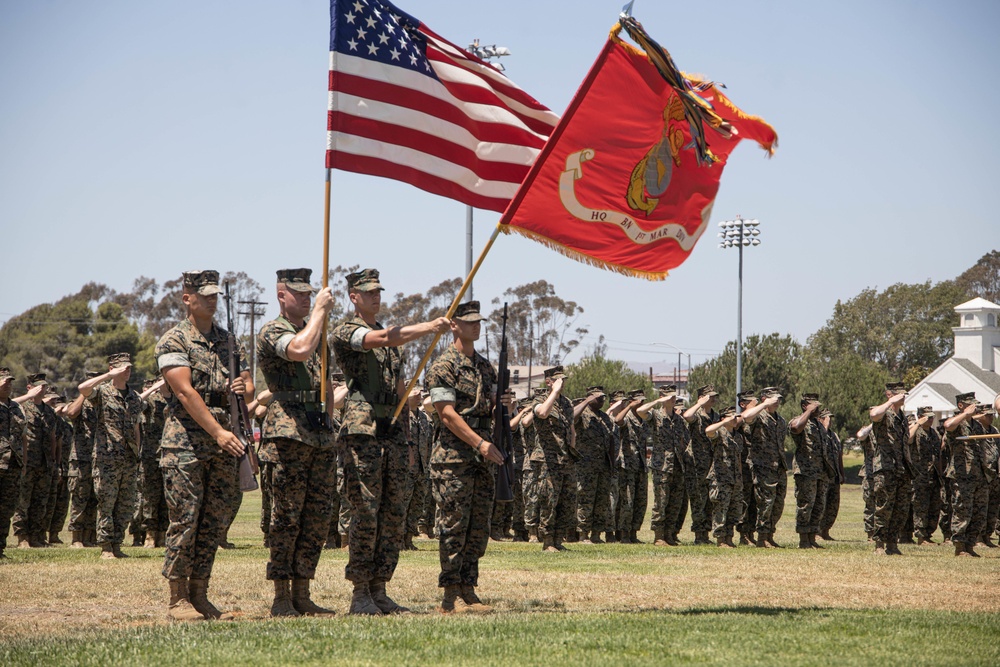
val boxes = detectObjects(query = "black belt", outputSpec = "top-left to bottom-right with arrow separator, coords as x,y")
203,391 -> 229,409
272,390 -> 321,404
348,390 -> 398,406
466,416 -> 491,430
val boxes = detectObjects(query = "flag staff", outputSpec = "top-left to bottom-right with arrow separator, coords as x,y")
320,167 -> 332,406
391,224 -> 502,423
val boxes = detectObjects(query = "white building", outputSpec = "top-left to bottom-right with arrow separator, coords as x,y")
904,297 -> 1000,418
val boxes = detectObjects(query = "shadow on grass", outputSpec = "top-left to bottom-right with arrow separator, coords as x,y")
674,606 -> 830,617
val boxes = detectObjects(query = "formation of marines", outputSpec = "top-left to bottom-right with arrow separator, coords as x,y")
2,267 -> 999,621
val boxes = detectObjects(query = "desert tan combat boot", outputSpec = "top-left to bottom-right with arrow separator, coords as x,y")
167,579 -> 205,622
270,580 -> 301,617
100,543 -> 116,559
188,578 -> 235,620
84,529 -> 98,547
111,543 -> 130,558
653,529 -> 667,546
440,584 -> 463,614
292,579 -> 336,617
527,527 -> 539,543
459,585 -> 493,613
370,579 -> 410,614
874,540 -> 887,555
48,531 -> 63,545
349,582 -> 383,616
70,531 -> 85,549
589,530 -> 604,544
542,535 -> 559,553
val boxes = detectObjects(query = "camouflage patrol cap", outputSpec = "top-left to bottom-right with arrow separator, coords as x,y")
609,390 -> 627,402
629,389 -> 647,401
697,384 -> 719,398
453,301 -> 486,322
918,406 -> 934,417
658,384 -> 677,397
760,386 -> 783,399
532,386 -> 549,397
800,392 -> 820,407
572,397 -> 587,406
85,370 -> 102,379
346,268 -> 384,292
517,396 -> 533,409
544,366 -> 566,380
737,390 -> 756,404
0,368 -> 13,382
720,405 -> 737,418
183,270 -> 222,296
142,378 -> 158,389
107,352 -> 132,368
974,404 -> 995,416
43,390 -> 66,405
885,381 -> 906,395
906,413 -> 916,425
818,409 -> 833,419
956,391 -> 978,406
276,268 -> 316,293
586,385 -> 606,397
26,373 -> 47,386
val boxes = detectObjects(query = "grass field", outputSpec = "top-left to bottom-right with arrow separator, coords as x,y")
2,466 -> 999,665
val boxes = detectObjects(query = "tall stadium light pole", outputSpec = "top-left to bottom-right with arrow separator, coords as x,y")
464,39 -> 511,299
718,216 -> 761,402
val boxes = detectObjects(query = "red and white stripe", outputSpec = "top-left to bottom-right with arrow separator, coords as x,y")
327,27 -> 559,213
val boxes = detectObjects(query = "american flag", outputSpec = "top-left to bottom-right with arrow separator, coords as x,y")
327,0 -> 560,213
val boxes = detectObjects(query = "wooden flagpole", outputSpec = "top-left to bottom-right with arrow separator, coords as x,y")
320,168 -> 332,406
391,224 -> 502,423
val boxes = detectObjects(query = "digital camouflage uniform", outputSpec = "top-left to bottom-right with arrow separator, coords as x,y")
43,411 -> 73,539
945,416 -> 988,547
870,407 -> 912,546
67,396 -> 98,536
860,427 -> 876,538
156,318 -> 244,580
620,410 -> 648,537
331,314 -> 408,585
0,393 -> 25,554
257,408 -> 275,545
426,344 -> 497,587
819,425 -> 843,535
790,414 -> 828,536
734,421 -> 756,539
979,423 -> 999,542
140,389 -> 169,534
257,314 -> 338,581
532,390 -> 576,544
685,407 -> 718,537
90,380 -> 143,547
521,387 -> 546,536
748,409 -> 787,537
13,398 -> 57,544
575,404 -> 616,539
707,418 -> 744,540
911,423 -> 943,541
405,407 -> 432,539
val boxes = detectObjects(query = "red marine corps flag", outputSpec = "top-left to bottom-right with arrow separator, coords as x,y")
498,14 -> 778,279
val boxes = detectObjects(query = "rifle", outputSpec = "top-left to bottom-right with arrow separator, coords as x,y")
492,303 -> 515,503
223,282 -> 260,492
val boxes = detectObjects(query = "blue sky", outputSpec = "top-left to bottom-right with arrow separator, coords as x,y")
2,0 -> 998,371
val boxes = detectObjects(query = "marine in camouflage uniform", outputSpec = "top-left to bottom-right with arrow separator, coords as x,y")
942,393 -> 989,557
156,270 -> 253,621
41,392 -> 73,545
868,382 -> 913,556
426,301 -> 500,613
617,390 -> 648,543
818,409 -> 845,541
258,268 -> 339,617
332,268 -> 450,615
683,384 -> 721,545
742,387 -> 787,548
0,368 -> 25,558
506,397 -> 529,542
531,366 -> 577,551
706,405 -> 744,547
519,387 -> 547,543
322,373 -> 346,549
65,372 -> 100,548
78,353 -> 143,559
789,393 -> 829,550
908,406 -> 943,545
403,388 -> 431,549
575,386 -> 616,544
858,424 -> 876,540
12,373 -> 57,548
139,377 -> 170,547
733,392 -> 757,545
671,400 -> 690,541
972,407 -> 999,548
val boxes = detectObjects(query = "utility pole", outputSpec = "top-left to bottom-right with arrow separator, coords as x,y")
718,216 -> 761,404
238,299 -> 267,383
